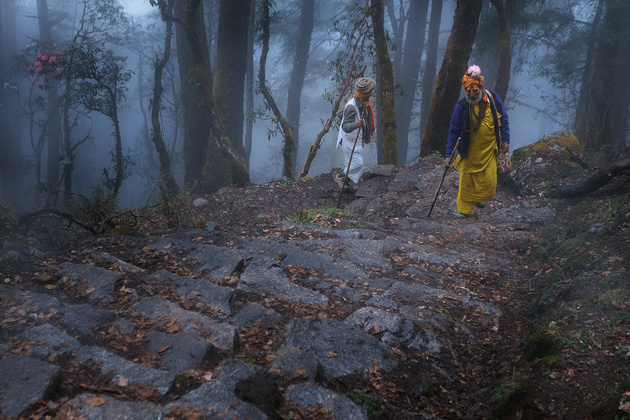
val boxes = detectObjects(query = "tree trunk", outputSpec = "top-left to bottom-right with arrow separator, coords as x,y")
0,0 -> 26,210
396,0 -> 428,165
385,1 -> 404,88
286,0 -> 315,174
574,0 -> 630,154
419,0 -> 443,143
258,0 -> 293,178
244,0 -> 256,168
420,0 -> 483,157
132,19 -> 158,181
214,0 -> 251,158
547,156 -> 630,198
151,0 -> 179,198
574,0 -> 604,132
372,0 -> 397,165
37,0 -> 63,195
490,0 -> 515,100
182,0 -> 249,192
111,96 -> 124,197
175,0 -> 211,187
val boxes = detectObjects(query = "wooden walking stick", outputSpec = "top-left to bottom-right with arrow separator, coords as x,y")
336,108 -> 367,208
427,137 -> 461,217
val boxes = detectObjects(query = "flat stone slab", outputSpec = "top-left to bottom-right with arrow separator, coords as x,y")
346,307 -> 443,353
62,303 -> 115,337
166,360 -> 269,419
145,237 -> 244,280
131,297 -> 239,353
237,263 -> 329,306
271,346 -> 324,381
283,317 -> 395,378
165,381 -> 267,420
90,251 -> 146,273
0,285 -> 65,315
0,355 -> 61,419
226,302 -> 284,327
146,330 -> 216,374
150,269 -> 233,319
19,324 -> 82,360
57,263 -> 123,303
284,382 -> 368,420
76,347 -> 174,395
65,393 -> 163,420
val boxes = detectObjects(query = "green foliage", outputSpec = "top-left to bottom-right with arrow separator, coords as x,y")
522,328 -> 560,362
215,191 -> 236,228
345,390 -> 383,418
490,371 -> 528,407
149,174 -> 192,228
279,177 -> 294,186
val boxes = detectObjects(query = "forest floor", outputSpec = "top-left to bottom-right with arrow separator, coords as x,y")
1,148 -> 629,419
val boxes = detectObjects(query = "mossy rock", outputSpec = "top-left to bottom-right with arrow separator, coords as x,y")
508,131 -> 584,195
511,131 -> 581,168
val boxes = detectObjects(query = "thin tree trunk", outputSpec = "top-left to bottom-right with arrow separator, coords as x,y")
372,0 -> 397,165
287,0 -> 315,174
244,0 -> 255,167
151,0 -> 179,197
490,0 -> 514,100
0,0 -> 26,210
419,0 -> 443,143
396,0 -> 428,165
37,0 -> 63,196
258,0 -> 293,178
132,18 -> 158,180
421,0 -> 483,157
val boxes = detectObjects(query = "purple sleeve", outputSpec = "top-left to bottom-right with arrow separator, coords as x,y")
446,103 -> 464,158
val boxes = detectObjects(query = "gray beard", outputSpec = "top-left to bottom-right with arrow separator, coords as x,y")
466,92 -> 482,105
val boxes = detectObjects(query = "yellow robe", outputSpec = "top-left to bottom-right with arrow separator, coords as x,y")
452,97 -> 498,215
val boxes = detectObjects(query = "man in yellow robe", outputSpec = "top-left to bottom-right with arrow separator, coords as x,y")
444,65 -> 510,218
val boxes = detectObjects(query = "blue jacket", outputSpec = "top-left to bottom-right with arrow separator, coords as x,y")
446,90 -> 510,159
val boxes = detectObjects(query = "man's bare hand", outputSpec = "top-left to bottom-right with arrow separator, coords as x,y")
356,119 -> 364,128
443,158 -> 451,168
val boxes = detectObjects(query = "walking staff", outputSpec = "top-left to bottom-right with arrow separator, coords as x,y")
427,137 -> 461,217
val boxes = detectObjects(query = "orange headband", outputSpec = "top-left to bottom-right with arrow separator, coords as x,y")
355,90 -> 373,98
462,74 -> 484,90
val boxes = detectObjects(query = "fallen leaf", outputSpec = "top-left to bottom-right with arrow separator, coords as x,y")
158,345 -> 172,353
327,351 -> 338,358
87,397 -> 105,407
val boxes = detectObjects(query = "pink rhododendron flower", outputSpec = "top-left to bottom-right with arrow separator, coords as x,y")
49,56 -> 55,64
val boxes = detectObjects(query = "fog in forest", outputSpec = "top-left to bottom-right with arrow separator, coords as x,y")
1,0 -> 627,212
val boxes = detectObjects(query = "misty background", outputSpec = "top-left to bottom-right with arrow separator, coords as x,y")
0,0 -> 627,212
